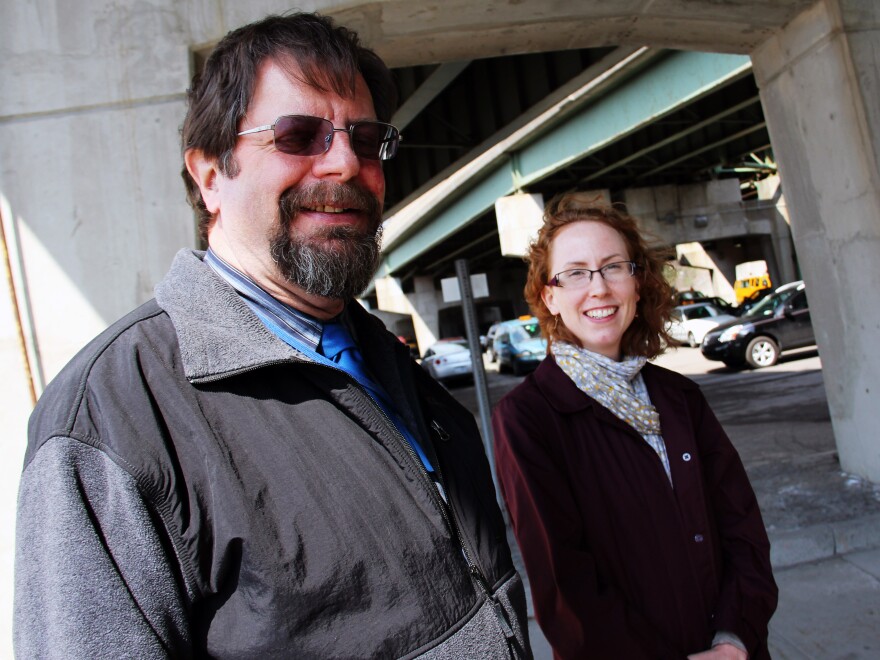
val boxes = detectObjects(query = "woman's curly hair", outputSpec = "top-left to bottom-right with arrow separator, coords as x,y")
524,191 -> 676,358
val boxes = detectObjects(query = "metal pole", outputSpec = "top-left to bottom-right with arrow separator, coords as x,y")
454,259 -> 498,489
1,201 -> 38,406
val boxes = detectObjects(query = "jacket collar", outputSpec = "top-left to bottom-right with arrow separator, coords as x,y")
531,356 -> 595,414
531,353 -> 698,423
154,250 -> 416,403
155,249 -> 307,382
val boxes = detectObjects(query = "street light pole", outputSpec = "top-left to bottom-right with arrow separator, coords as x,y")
454,259 -> 498,492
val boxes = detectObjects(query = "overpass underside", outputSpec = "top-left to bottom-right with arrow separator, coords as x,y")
371,48 -> 793,343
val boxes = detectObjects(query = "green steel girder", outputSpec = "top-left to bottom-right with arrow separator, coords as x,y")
379,50 -> 752,277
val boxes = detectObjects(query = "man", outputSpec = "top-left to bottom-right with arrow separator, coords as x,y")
15,13 -> 529,658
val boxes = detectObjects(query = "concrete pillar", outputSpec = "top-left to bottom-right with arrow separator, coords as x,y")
375,275 -> 441,353
751,0 -> 880,481
755,175 -> 798,285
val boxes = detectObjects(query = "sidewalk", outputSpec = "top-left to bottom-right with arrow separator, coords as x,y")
692,352 -> 880,658
458,348 -> 880,658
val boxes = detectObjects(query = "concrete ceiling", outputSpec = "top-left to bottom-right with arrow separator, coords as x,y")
315,0 -> 815,292
329,0 -> 817,66
372,46 -> 771,282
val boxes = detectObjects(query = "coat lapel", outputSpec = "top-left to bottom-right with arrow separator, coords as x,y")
534,357 -> 701,450
532,357 -> 651,438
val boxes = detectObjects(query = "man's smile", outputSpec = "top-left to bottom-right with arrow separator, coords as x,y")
303,205 -> 348,214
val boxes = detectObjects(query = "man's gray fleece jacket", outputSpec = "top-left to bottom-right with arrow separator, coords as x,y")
14,249 -> 530,659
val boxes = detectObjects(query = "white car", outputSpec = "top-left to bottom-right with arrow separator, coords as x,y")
420,339 -> 474,384
667,303 -> 739,347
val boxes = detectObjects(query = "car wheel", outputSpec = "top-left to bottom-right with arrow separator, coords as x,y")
746,336 -> 779,368
512,361 -> 524,377
687,332 -> 697,348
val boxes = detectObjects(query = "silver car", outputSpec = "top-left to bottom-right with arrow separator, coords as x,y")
420,339 -> 474,384
667,303 -> 739,347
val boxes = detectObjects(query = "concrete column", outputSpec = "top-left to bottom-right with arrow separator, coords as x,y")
374,275 -> 441,353
409,277 -> 443,353
755,175 -> 798,285
751,0 -> 880,481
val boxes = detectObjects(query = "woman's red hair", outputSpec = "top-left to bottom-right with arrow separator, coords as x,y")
524,191 -> 676,358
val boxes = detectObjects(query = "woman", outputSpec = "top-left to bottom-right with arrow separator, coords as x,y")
492,192 -> 777,659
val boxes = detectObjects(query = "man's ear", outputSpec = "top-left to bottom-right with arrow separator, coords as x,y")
184,149 -> 221,214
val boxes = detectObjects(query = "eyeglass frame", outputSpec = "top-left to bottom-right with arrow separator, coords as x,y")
547,261 -> 640,287
236,114 -> 402,161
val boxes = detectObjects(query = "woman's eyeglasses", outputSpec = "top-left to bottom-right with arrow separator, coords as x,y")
237,114 -> 401,161
548,261 -> 639,288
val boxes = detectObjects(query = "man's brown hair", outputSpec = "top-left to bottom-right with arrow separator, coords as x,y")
180,12 -> 397,242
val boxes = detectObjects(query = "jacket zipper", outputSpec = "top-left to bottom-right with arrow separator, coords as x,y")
352,386 -> 518,652
190,359 -> 294,384
429,419 -> 518,649
321,362 -> 452,525
199,359 -> 517,649
344,382 -> 517,647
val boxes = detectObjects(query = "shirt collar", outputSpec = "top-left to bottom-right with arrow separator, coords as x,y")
204,247 -> 323,352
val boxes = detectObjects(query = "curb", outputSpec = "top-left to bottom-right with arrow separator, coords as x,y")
768,512 -> 880,569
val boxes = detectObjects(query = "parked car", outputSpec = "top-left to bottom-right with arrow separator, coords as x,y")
674,290 -> 707,306
666,303 -> 739,347
736,287 -> 774,315
701,281 -> 815,368
492,317 -> 547,375
483,322 -> 502,360
396,335 -> 420,359
688,296 -> 739,316
420,339 -> 474,384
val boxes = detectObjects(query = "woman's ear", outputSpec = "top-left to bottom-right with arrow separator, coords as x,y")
184,149 -> 221,214
541,285 -> 559,316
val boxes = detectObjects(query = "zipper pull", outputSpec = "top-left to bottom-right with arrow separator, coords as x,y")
470,566 -> 515,641
430,419 -> 450,442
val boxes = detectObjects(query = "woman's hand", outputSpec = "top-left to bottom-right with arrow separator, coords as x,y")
687,642 -> 747,660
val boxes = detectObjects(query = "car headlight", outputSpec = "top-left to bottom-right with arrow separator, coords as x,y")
718,323 -> 752,343
517,350 -> 533,358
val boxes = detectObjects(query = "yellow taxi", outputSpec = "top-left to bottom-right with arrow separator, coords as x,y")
734,275 -> 772,304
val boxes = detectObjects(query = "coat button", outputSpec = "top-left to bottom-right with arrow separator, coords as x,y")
682,452 -> 692,462
694,534 -> 704,543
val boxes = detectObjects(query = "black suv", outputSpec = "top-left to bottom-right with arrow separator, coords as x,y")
701,281 -> 815,368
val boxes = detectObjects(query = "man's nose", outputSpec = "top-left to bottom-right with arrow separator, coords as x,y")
312,129 -> 361,181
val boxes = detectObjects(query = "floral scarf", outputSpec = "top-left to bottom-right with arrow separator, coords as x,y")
552,341 -> 661,436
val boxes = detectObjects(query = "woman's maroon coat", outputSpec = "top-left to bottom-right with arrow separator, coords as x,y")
493,357 -> 777,659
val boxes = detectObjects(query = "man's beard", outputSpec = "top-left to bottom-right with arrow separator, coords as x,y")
270,182 -> 384,300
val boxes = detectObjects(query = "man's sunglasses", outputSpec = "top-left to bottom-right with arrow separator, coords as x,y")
237,115 -> 401,161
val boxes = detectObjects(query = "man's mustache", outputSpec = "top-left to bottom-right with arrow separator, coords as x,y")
279,182 -> 383,233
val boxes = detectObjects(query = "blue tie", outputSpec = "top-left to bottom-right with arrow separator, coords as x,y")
320,321 -> 434,473
320,321 -> 377,396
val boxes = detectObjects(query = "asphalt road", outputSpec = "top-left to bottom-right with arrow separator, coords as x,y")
449,344 -> 880,537
451,343 -> 824,423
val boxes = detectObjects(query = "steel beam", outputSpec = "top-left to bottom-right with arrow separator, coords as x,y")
379,50 -> 751,276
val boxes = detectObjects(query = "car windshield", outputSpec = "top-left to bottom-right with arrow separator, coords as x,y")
432,342 -> 468,354
510,322 -> 541,342
743,286 -> 801,318
684,306 -> 712,320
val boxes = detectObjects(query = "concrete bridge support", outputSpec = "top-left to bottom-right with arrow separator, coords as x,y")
752,0 -> 880,481
375,275 -> 443,352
